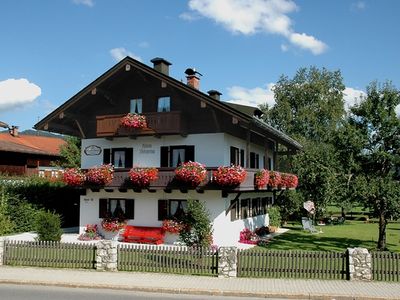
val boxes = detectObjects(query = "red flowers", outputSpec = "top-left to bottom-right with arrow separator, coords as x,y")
86,164 -> 114,186
268,171 -> 282,188
255,169 -> 270,189
101,217 -> 126,232
280,173 -> 298,189
120,113 -> 147,129
128,167 -> 159,188
63,168 -> 85,186
213,165 -> 247,187
162,219 -> 185,234
175,161 -> 207,187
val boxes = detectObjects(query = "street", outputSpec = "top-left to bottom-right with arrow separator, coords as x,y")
0,284 -> 295,300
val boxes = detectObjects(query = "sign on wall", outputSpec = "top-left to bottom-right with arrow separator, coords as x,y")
84,145 -> 102,156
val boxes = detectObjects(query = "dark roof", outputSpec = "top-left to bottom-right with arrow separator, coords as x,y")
35,56 -> 301,150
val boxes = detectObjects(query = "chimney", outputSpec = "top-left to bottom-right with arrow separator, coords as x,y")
185,68 -> 202,90
207,90 -> 222,101
150,57 -> 172,76
9,125 -> 19,137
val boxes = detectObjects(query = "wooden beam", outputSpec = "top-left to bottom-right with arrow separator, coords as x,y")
74,119 -> 86,139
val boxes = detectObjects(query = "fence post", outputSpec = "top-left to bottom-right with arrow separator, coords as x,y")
218,247 -> 237,278
96,240 -> 118,271
0,238 -> 4,266
347,247 -> 372,281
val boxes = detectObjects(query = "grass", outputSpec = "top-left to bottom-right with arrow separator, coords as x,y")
260,220 -> 400,252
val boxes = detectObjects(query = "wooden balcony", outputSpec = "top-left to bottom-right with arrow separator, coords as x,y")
96,111 -> 185,137
90,168 -> 289,194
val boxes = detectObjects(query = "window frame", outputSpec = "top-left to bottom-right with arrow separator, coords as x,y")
157,96 -> 171,112
130,98 -> 143,114
99,198 -> 134,220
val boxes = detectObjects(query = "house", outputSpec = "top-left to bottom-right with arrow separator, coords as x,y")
34,56 -> 301,246
0,125 -> 66,177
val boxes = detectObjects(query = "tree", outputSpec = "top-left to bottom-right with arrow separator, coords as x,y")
348,81 -> 400,250
53,136 -> 81,168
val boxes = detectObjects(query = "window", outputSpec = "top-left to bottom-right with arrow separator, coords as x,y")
158,199 -> 188,220
268,157 -> 273,170
99,198 -> 134,219
250,152 -> 259,169
160,146 -> 195,167
241,198 -> 250,219
157,96 -> 170,112
103,148 -> 133,168
230,146 -> 244,166
252,198 -> 260,216
130,99 -> 142,114
230,199 -> 239,221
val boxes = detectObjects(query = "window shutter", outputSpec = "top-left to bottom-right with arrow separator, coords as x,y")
256,154 -> 259,169
125,199 -> 135,219
158,199 -> 168,220
250,152 -> 255,168
103,149 -> 111,165
160,146 -> 169,167
125,148 -> 133,168
185,146 -> 195,162
240,149 -> 245,167
99,198 -> 108,218
230,147 -> 236,165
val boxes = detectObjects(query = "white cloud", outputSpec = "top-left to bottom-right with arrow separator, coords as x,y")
110,47 -> 142,62
179,12 -> 201,21
289,32 -> 328,55
395,105 -> 400,116
343,87 -> 366,110
184,0 -> 327,55
72,0 -> 94,7
225,83 -> 275,108
0,78 -> 41,111
351,1 -> 366,11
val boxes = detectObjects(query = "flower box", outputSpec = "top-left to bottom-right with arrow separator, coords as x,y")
63,168 -> 85,186
128,167 -> 158,188
86,164 -> 114,186
212,165 -> 247,187
120,113 -> 147,129
174,161 -> 207,187
255,169 -> 269,189
268,171 -> 282,188
101,217 -> 126,233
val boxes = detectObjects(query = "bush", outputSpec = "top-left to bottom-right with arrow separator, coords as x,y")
268,206 -> 282,228
35,210 -> 63,241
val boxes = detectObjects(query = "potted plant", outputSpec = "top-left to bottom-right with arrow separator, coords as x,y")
268,171 -> 282,189
101,217 -> 126,240
174,161 -> 207,187
78,224 -> 102,241
120,113 -> 147,129
255,169 -> 269,189
128,167 -> 158,188
268,206 -> 281,233
212,165 -> 247,187
63,168 -> 85,186
162,219 -> 185,234
85,164 -> 114,186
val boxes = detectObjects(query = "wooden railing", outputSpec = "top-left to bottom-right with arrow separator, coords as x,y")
3,240 -> 96,269
371,251 -> 400,281
96,111 -> 185,137
237,249 -> 348,279
118,244 -> 218,276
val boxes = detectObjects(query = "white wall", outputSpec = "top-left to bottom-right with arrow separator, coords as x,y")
223,134 -> 266,167
80,189 -> 273,246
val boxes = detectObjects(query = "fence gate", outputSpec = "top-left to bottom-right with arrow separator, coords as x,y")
237,249 -> 348,279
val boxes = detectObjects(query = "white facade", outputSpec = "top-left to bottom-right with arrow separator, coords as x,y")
80,190 -> 273,246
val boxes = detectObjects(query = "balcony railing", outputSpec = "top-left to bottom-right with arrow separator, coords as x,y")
96,111 -> 185,137
88,168 -> 292,193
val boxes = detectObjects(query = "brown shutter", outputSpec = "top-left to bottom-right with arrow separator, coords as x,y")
99,198 -> 108,218
230,147 -> 236,165
103,149 -> 111,165
160,146 -> 169,167
240,149 -> 245,167
125,199 -> 134,219
185,145 -> 195,162
125,148 -> 133,168
158,199 -> 168,220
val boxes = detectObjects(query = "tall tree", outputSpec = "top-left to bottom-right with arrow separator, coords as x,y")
348,81 -> 400,250
53,136 -> 81,168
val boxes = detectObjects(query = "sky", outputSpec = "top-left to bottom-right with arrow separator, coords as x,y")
0,0 -> 399,131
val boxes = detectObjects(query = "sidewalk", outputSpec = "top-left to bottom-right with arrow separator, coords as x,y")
0,266 -> 399,299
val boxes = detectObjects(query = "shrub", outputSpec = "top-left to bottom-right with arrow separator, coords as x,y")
268,206 -> 282,228
78,224 -> 102,241
35,210 -> 63,241
0,212 -> 14,236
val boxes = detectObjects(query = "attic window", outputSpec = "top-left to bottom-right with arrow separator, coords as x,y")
157,97 -> 170,112
130,99 -> 142,114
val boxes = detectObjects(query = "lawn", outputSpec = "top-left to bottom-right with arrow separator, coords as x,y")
262,221 -> 400,252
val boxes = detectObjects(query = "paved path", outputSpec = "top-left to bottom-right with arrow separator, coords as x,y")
0,266 -> 399,299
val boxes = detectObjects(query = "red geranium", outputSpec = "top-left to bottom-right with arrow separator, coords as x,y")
86,164 -> 114,186
213,165 -> 247,187
63,168 -> 85,186
280,173 -> 298,189
120,113 -> 147,129
255,169 -> 269,189
128,167 -> 158,188
101,217 -> 126,232
268,171 -> 282,188
175,161 -> 207,187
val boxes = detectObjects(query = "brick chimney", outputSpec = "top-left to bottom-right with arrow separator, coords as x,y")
207,90 -> 222,100
150,57 -> 172,76
9,126 -> 19,137
185,68 -> 202,90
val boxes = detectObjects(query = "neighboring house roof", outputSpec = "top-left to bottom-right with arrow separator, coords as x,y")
0,133 -> 66,156
35,56 -> 301,150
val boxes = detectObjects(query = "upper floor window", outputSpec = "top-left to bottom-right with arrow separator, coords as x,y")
230,146 -> 244,167
130,99 -> 142,114
157,96 -> 170,112
160,145 -> 194,167
250,152 -> 259,169
103,148 -> 133,169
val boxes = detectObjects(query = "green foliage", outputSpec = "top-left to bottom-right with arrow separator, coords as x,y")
274,190 -> 304,223
52,136 -> 81,168
179,199 -> 213,247
35,210 -> 63,241
268,206 -> 282,227
0,192 -> 15,235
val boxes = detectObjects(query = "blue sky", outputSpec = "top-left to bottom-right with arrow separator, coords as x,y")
0,0 -> 399,131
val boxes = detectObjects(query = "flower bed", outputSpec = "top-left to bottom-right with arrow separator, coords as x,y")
63,168 -> 85,186
213,165 -> 247,187
120,113 -> 147,129
86,164 -> 114,186
128,167 -> 158,188
175,161 -> 207,187
255,169 -> 269,189
101,217 -> 126,232
78,224 -> 102,241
